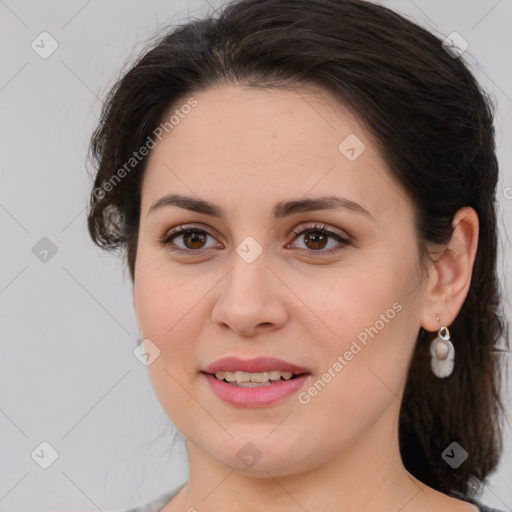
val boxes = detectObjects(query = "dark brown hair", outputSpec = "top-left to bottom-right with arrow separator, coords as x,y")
87,0 -> 509,497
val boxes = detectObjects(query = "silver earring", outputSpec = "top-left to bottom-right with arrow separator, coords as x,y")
430,314 -> 455,378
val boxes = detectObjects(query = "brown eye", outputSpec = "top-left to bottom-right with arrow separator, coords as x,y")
181,230 -> 208,249
159,226 -> 219,252
303,231 -> 329,250
289,224 -> 351,256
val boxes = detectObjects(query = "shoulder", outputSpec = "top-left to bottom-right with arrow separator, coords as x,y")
116,484 -> 185,512
447,490 -> 507,512
476,505 -> 508,512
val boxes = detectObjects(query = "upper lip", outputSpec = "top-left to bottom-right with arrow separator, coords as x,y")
203,356 -> 311,375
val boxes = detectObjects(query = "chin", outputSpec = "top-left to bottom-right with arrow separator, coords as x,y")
200,431 -> 312,475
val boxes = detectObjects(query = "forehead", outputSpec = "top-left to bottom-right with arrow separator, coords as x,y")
154,84 -> 362,161
141,84 -> 410,224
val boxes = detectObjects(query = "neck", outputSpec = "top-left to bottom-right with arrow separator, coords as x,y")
178,402 -> 428,512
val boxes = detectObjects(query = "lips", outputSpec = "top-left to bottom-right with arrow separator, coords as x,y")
203,356 -> 311,375
203,372 -> 311,407
202,356 -> 312,407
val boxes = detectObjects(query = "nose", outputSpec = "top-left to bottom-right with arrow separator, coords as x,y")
211,255 -> 289,337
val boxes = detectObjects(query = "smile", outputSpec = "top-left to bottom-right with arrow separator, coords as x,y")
213,370 -> 299,386
202,371 -> 311,407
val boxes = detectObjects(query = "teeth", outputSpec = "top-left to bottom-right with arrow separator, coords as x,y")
224,371 -> 236,382
235,371 -> 252,382
249,372 -> 270,383
214,370 -> 295,384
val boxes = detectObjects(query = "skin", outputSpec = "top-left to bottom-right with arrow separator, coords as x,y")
132,84 -> 480,511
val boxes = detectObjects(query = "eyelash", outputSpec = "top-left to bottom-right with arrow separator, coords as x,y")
158,223 -> 351,257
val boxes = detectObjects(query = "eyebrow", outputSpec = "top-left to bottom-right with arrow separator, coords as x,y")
147,193 -> 376,222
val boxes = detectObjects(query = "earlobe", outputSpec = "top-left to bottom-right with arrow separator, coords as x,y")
420,206 -> 479,332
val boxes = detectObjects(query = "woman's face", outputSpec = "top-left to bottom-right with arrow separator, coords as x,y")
133,84 -> 431,476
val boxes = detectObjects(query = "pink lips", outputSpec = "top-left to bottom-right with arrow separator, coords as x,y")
203,356 -> 310,375
202,356 -> 311,407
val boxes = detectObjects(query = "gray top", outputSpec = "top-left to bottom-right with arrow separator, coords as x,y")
122,484 -> 185,512
121,484 -> 505,512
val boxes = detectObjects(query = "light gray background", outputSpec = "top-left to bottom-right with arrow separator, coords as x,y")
1,1 -> 511,510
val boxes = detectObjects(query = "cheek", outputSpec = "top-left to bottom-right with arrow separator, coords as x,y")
295,288 -> 413,444
133,263 -> 205,426
133,255 -> 210,380
134,249 -> 190,337
303,254 -> 418,392
135,277 -> 199,352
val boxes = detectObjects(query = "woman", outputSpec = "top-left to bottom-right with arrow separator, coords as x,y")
87,0 -> 510,510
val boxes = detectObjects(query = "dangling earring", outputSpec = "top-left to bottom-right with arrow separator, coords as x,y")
430,314 -> 455,378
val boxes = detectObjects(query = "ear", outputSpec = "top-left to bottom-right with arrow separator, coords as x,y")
419,206 -> 479,331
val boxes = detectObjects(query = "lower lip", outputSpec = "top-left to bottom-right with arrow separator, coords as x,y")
203,373 -> 311,407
